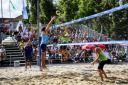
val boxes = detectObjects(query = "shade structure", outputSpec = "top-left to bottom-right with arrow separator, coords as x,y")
82,44 -> 95,50
82,44 -> 106,50
97,44 -> 106,49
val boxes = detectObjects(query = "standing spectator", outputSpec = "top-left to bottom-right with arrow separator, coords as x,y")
16,26 -> 23,42
27,27 -> 32,40
24,40 -> 33,70
40,16 -> 56,71
0,46 -> 6,66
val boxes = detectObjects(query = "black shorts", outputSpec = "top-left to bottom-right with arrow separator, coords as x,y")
41,44 -> 47,52
25,56 -> 32,62
98,59 -> 111,70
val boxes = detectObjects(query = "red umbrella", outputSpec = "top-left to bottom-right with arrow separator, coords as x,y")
82,44 -> 95,50
97,44 -> 106,49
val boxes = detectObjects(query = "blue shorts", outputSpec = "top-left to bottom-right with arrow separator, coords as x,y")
41,44 -> 47,52
25,56 -> 32,62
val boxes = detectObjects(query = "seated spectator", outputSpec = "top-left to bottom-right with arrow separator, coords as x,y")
49,45 -> 58,59
0,46 -> 6,66
111,51 -> 119,63
59,27 -> 71,43
19,40 -> 25,51
59,46 -> 70,62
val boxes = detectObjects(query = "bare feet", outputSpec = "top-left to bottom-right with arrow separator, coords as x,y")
42,65 -> 47,69
40,67 -> 42,71
40,66 -> 47,71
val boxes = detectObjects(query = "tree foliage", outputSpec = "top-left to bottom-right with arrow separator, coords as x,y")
40,0 -> 56,24
28,0 -> 56,24
28,0 -> 128,39
57,0 -> 79,22
28,0 -> 37,24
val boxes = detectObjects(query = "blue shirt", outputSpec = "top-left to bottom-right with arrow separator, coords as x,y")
40,33 -> 49,44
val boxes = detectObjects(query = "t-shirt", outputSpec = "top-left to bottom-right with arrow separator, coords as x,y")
104,51 -> 111,60
40,32 -> 49,44
98,51 -> 108,61
59,36 -> 70,43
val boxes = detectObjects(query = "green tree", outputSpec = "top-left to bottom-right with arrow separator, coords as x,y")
56,0 -> 128,39
40,0 -> 56,24
77,0 -> 97,18
57,0 -> 79,22
28,0 -> 37,24
77,0 -> 128,39
23,0 -> 30,24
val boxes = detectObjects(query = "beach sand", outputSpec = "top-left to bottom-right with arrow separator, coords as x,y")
0,63 -> 128,85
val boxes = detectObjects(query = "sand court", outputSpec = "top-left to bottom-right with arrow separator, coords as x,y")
0,63 -> 128,85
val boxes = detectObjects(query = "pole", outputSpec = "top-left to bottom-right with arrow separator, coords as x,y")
9,0 -> 11,19
1,0 -> 3,18
9,0 -> 11,36
0,0 -> 3,43
37,0 -> 41,68
37,0 -> 39,34
0,0 -> 3,19
126,46 -> 128,61
99,26 -> 103,41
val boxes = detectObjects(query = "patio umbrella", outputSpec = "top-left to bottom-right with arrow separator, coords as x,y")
82,44 -> 95,50
96,44 -> 106,49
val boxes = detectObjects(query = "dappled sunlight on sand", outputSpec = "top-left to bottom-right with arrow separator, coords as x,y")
0,63 -> 128,85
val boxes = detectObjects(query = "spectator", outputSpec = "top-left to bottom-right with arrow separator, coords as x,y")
24,40 -> 33,71
0,46 -> 6,66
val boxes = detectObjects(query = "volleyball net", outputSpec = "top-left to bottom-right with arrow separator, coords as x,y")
48,4 -> 128,46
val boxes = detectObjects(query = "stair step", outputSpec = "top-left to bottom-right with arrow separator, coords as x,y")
19,60 -> 37,62
8,61 -> 37,66
5,48 -> 20,50
7,56 -> 24,59
6,52 -> 23,55
6,54 -> 24,57
4,45 -> 19,47
6,50 -> 22,52
6,51 -> 23,53
6,59 -> 24,61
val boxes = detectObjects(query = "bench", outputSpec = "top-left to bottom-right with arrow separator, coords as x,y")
48,54 -> 62,64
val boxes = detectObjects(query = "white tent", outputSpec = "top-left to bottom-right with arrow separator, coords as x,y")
0,0 -> 23,18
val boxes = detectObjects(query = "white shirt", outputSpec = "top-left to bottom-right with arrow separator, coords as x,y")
0,48 -> 5,53
104,51 -> 111,60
